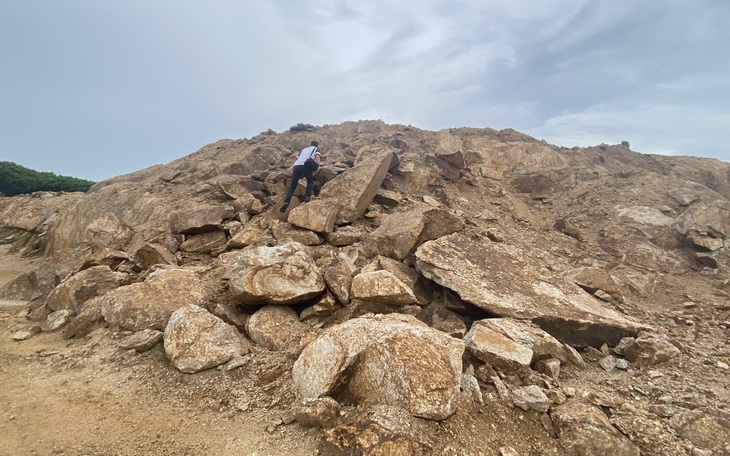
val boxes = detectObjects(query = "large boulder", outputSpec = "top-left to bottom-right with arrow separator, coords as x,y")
101,269 -> 207,331
415,233 -> 650,347
226,242 -> 325,305
164,304 -> 248,373
45,265 -> 128,312
364,204 -> 463,260
287,198 -> 340,233
318,148 -> 395,224
170,204 -> 236,234
292,313 -> 464,420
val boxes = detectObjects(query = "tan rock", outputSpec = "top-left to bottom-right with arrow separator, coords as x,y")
292,313 -> 464,420
84,214 -> 133,251
164,304 -> 248,373
551,401 -> 640,456
271,222 -> 322,246
287,198 -> 339,233
101,269 -> 207,331
350,270 -> 417,306
319,148 -> 395,224
415,233 -> 650,347
179,230 -> 227,254
135,242 -> 178,269
364,205 -> 464,260
170,204 -> 235,234
227,223 -> 269,249
226,242 -> 325,305
623,333 -> 681,366
246,305 -> 308,354
321,419 -> 432,455
45,265 -> 128,312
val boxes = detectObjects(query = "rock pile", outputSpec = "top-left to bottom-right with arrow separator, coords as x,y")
2,121 -> 729,455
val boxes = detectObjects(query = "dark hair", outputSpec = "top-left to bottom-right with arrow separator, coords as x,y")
311,140 -> 319,147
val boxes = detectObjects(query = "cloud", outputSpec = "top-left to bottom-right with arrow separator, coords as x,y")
0,0 -> 728,180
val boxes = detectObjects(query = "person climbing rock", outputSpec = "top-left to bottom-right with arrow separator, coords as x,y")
280,140 -> 321,212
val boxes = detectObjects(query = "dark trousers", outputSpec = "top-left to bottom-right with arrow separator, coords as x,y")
283,165 -> 314,203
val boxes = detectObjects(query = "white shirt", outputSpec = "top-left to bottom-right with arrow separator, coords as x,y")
293,146 -> 320,166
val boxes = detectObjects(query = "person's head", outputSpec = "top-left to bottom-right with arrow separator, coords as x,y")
311,140 -> 319,147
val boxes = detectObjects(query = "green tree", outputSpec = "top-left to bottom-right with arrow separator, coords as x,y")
0,161 -> 96,196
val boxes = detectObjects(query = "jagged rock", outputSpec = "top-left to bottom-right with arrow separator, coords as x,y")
291,397 -> 340,428
163,304 -> 248,373
364,204 -> 464,261
599,355 -> 617,372
566,267 -> 625,302
675,199 -> 730,239
226,223 -> 269,249
135,242 -> 178,269
293,313 -> 464,420
534,358 -> 561,381
350,270 -> 417,306
669,409 -> 730,454
623,333 -> 681,366
101,268 -> 207,331
12,326 -> 42,341
226,242 -> 325,305
62,297 -> 104,339
551,401 -> 640,456
179,230 -> 227,253
512,385 -> 550,412
84,214 -> 133,251
170,204 -> 235,234
460,368 -> 483,404
320,419 -> 432,455
45,265 -> 128,312
287,199 -> 339,233
424,130 -> 466,181
668,187 -> 700,206
417,304 -> 467,338
271,222 -> 322,246
321,268 -> 351,305
46,309 -> 75,331
300,294 -> 340,321
211,302 -> 248,332
415,233 -> 649,347
318,148 -> 395,224
324,225 -> 368,247
246,305 -> 308,354
464,318 -> 566,371
118,329 -> 163,352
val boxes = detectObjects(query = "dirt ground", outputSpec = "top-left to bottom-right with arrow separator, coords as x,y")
0,245 -> 322,456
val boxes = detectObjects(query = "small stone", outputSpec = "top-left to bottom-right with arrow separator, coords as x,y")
599,355 -> 617,372
717,361 -> 729,370
648,370 -> 664,379
12,326 -> 42,341
615,358 -> 630,370
499,447 -> 520,456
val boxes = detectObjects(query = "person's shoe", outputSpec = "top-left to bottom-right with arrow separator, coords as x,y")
279,202 -> 289,213
304,196 -> 312,203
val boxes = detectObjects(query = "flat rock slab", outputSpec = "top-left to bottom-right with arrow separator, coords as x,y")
415,233 -> 650,347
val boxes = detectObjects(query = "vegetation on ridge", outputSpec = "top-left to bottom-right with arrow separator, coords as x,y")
0,161 -> 95,196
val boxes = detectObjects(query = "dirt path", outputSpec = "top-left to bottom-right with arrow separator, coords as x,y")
0,248 -> 319,456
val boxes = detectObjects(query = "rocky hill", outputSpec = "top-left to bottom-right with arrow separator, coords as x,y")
1,120 -> 729,455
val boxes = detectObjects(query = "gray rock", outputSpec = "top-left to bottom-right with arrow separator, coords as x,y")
46,309 -> 75,331
599,355 -> 617,372
12,326 -> 42,341
512,385 -> 550,412
119,329 -> 164,352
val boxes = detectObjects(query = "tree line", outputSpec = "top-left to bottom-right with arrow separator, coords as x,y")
0,161 -> 96,196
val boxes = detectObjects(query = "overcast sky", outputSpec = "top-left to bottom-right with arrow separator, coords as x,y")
1,1 -> 728,182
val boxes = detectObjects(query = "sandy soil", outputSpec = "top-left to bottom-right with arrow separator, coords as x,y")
0,246 -> 320,456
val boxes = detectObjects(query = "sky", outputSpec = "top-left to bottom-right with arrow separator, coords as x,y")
1,1 -> 729,182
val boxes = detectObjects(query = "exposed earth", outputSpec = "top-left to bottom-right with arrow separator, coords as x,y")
1,121 -> 730,455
